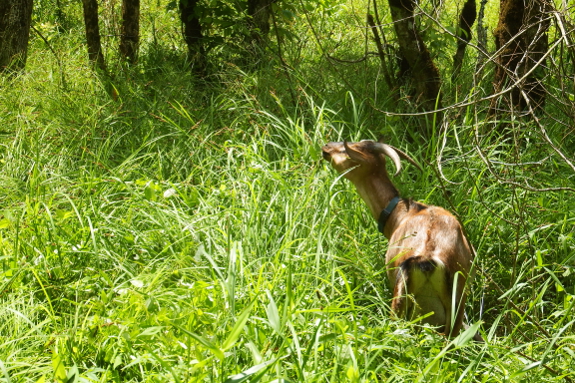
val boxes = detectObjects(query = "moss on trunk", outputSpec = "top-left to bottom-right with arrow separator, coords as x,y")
387,0 -> 442,115
492,0 -> 550,113
0,0 -> 34,73
120,0 -> 140,64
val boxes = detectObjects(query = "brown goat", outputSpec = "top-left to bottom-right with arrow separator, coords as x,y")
322,140 -> 481,340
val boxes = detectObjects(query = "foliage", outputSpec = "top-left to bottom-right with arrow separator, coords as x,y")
0,0 -> 574,382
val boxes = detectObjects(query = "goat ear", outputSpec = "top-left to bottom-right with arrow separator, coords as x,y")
372,143 -> 402,176
343,141 -> 369,163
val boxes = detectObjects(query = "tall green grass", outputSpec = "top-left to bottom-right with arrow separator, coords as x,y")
0,2 -> 574,382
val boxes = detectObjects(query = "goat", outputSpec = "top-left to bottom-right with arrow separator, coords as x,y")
322,140 -> 482,341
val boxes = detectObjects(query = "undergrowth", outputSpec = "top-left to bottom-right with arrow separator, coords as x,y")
0,1 -> 574,382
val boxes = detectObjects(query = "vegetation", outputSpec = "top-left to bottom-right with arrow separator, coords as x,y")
0,0 -> 573,382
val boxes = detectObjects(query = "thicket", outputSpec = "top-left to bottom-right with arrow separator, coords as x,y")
0,0 -> 573,382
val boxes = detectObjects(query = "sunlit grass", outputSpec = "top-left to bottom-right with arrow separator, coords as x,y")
0,2 -> 574,382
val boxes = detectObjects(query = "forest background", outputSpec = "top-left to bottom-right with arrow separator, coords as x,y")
0,0 -> 574,381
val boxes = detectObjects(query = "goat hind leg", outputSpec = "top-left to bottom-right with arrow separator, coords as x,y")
391,269 -> 409,320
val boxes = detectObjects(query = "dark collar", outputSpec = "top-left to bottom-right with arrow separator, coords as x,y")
378,196 -> 400,234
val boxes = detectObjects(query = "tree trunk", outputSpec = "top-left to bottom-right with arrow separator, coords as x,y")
179,0 -> 205,75
452,0 -> 476,80
387,0 -> 442,113
474,0 -> 488,77
0,0 -> 33,73
82,0 -> 106,71
247,0 -> 272,43
492,0 -> 550,113
120,0 -> 140,63
367,13 -> 395,92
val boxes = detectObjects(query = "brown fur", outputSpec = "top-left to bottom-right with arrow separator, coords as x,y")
322,140 -> 482,341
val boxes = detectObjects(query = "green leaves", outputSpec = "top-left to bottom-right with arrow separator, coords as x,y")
173,300 -> 254,361
181,330 -> 225,361
1,2 -> 574,381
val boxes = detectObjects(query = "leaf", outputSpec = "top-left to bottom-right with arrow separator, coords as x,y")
544,267 -> 565,292
55,210 -> 74,221
318,333 -> 338,342
511,361 -> 542,379
223,358 -> 277,383
346,365 -> 359,382
536,250 -> 543,267
222,301 -> 255,351
113,355 -> 123,369
451,321 -> 482,348
52,353 -> 67,383
188,332 -> 225,361
281,9 -> 296,19
66,364 -> 79,382
245,341 -> 263,364
137,326 -> 164,338
0,358 -> 11,383
0,218 -> 10,229
265,291 -> 281,335
144,185 -> 156,201
172,323 -> 225,360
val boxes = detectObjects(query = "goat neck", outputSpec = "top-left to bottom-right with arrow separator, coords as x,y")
321,140 -> 406,238
352,170 -> 404,238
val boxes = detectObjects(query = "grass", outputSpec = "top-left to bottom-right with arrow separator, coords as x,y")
1,1 -> 574,382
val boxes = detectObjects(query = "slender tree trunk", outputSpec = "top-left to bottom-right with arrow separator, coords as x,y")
55,0 -> 68,31
387,0 -> 442,113
474,0 -> 488,77
247,0 -> 272,44
521,0 -> 551,109
179,0 -> 205,75
367,14 -> 395,92
0,0 -> 34,73
120,0 -> 140,63
492,0 -> 550,113
452,0 -> 477,80
82,0 -> 106,71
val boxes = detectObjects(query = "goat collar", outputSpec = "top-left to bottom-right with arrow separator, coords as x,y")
378,196 -> 400,234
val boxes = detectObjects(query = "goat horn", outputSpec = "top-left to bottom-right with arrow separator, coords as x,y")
372,143 -> 402,176
387,145 -> 423,172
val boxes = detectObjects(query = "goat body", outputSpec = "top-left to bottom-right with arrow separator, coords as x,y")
322,140 -> 479,339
